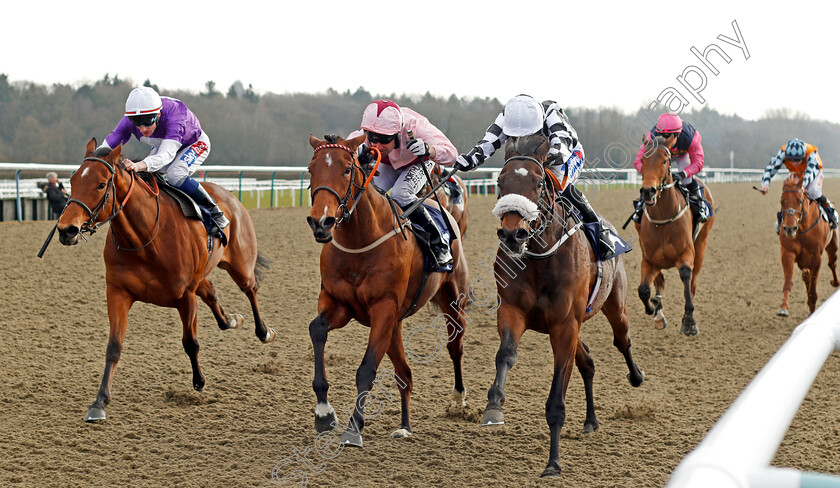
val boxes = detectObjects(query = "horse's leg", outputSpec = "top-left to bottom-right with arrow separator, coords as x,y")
806,263 -> 820,314
220,255 -> 275,343
541,325 -> 577,478
639,260 -> 664,329
310,298 -> 352,433
385,322 -> 413,438
691,234 -> 709,298
827,229 -> 840,287
653,272 -> 667,329
779,249 -> 795,317
340,301 -> 397,448
678,262 -> 699,336
85,285 -> 134,422
196,278 -> 242,331
575,340 -> 598,433
176,294 -> 204,392
482,304 -> 526,426
603,278 -> 646,387
434,280 -> 468,406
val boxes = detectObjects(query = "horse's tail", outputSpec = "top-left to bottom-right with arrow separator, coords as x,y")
254,251 -> 271,287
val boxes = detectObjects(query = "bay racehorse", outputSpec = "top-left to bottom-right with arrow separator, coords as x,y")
636,135 -> 714,336
57,139 -> 275,422
482,133 -> 644,478
418,164 -> 470,238
777,175 -> 839,316
305,134 -> 471,447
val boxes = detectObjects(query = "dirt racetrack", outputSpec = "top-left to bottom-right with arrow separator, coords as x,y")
2,180 -> 840,487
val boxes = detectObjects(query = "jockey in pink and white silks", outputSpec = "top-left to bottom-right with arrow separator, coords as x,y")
97,86 -> 228,231
349,99 -> 458,268
454,94 -> 616,260
631,113 -> 709,224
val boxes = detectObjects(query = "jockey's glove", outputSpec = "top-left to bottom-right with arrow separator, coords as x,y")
407,138 -> 430,158
455,147 -> 485,171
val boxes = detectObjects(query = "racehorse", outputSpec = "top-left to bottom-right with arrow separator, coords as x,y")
305,134 -> 471,447
636,135 -> 714,336
776,175 -> 839,316
418,164 -> 470,238
482,132 -> 644,478
57,139 -> 275,422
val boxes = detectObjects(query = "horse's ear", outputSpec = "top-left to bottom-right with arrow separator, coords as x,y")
108,144 -> 123,161
347,133 -> 367,150
309,134 -> 324,149
85,138 -> 97,157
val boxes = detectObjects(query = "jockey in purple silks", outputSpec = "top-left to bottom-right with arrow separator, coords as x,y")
98,86 -> 228,231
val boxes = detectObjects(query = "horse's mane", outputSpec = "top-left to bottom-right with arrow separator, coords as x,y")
505,133 -> 549,160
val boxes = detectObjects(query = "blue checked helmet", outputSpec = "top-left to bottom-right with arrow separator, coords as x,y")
785,139 -> 806,161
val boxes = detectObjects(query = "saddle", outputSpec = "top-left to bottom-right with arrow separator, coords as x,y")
148,173 -> 228,248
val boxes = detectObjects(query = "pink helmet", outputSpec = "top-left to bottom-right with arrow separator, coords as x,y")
360,100 -> 404,135
655,113 -> 683,134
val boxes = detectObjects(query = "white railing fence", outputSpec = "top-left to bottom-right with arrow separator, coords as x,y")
666,289 -> 840,488
2,163 -> 839,222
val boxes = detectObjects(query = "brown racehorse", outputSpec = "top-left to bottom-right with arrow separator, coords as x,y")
776,175 -> 839,316
636,135 -> 714,336
57,139 -> 275,422
418,165 -> 470,238
482,133 -> 644,478
305,134 -> 471,447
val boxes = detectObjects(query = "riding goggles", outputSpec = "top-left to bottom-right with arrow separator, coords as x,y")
129,113 -> 159,127
366,131 -> 397,145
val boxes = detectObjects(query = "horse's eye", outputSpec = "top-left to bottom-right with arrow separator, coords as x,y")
97,182 -> 107,190
537,180 -> 544,189
344,166 -> 351,175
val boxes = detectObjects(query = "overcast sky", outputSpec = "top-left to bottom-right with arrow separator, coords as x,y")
4,0 -> 838,123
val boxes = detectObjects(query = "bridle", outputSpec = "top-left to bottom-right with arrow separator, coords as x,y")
309,144 -> 380,225
781,187 -> 818,235
501,155 -> 560,240
641,146 -> 689,225
67,156 -> 161,251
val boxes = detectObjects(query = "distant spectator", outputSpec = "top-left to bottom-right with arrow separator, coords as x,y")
39,172 -> 69,216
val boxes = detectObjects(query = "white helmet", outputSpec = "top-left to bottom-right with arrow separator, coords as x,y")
125,87 -> 162,117
502,95 -> 545,137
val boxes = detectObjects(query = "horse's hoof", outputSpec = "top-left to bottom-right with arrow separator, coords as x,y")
680,322 -> 699,337
261,328 -> 276,344
481,407 -> 504,426
452,387 -> 467,407
540,463 -> 562,478
338,429 -> 363,447
230,314 -> 244,329
314,408 -> 337,433
654,309 -> 667,330
84,407 -> 106,423
390,428 -> 412,438
582,420 -> 599,434
628,369 -> 645,387
777,309 -> 789,317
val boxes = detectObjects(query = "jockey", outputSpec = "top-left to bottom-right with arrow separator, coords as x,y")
349,99 -> 458,268
454,94 -> 616,260
631,113 -> 710,224
97,86 -> 228,231
759,138 -> 838,230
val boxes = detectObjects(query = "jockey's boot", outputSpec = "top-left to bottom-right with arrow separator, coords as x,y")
407,205 -> 452,268
816,195 -> 839,229
564,184 -> 615,261
631,197 -> 644,224
776,211 -> 782,235
686,179 -> 709,223
185,180 -> 230,231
